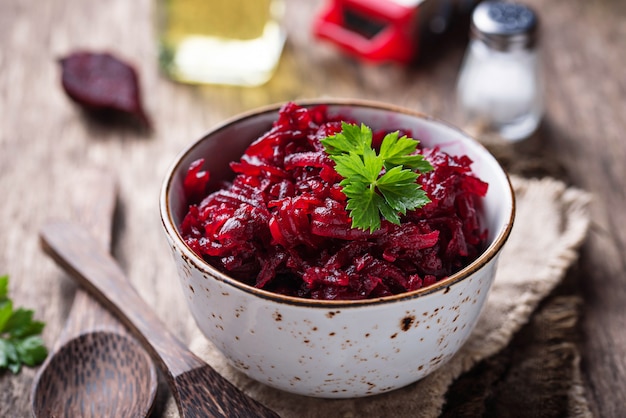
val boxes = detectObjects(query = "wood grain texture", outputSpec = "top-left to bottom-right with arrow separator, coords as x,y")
0,0 -> 624,416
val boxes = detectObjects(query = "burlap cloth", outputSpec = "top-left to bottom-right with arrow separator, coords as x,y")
164,175 -> 591,417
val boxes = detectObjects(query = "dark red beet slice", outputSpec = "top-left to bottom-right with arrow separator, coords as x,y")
59,51 -> 150,128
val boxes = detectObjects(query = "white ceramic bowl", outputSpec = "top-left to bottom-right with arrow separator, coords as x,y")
160,99 -> 515,398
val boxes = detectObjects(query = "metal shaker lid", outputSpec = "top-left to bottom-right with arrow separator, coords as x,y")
471,1 -> 538,51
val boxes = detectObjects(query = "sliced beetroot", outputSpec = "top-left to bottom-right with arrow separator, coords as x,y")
183,159 -> 210,204
59,51 -> 150,128
180,103 -> 489,300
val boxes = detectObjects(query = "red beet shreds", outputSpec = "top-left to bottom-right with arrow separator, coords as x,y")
180,103 -> 489,300
59,51 -> 150,128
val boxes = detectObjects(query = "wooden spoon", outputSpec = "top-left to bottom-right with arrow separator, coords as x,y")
39,220 -> 280,418
31,170 -> 158,418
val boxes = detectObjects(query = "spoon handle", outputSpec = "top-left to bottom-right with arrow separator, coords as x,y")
40,220 -> 203,377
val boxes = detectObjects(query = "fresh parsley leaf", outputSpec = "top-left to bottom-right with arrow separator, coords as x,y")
0,338 -> 19,372
0,275 -> 47,374
0,299 -> 12,334
15,336 -> 48,366
377,166 -> 431,214
322,122 -> 373,156
344,182 -> 384,232
0,275 -> 8,299
5,308 -> 45,338
321,122 -> 433,232
379,131 -> 434,173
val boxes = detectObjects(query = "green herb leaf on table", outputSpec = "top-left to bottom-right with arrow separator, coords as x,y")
321,122 -> 433,232
0,275 -> 47,374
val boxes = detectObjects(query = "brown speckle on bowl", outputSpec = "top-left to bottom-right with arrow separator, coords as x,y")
430,354 -> 444,365
181,263 -> 192,279
234,359 -> 250,370
400,315 -> 415,331
273,311 -> 282,321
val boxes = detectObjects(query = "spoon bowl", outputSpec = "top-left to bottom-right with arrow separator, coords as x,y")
32,332 -> 156,417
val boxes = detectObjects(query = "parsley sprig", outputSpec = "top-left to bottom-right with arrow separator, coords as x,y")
0,275 -> 47,374
322,122 -> 433,232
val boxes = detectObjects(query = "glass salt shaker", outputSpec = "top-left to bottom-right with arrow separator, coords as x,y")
456,1 -> 543,141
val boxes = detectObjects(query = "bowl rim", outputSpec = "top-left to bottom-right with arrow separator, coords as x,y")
160,98 -> 516,308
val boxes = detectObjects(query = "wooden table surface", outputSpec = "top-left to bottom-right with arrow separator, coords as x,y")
1,0 -> 624,416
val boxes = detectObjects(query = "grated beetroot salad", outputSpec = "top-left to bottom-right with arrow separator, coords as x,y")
180,103 -> 488,300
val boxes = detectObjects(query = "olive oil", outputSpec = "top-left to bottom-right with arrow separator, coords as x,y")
157,0 -> 285,86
